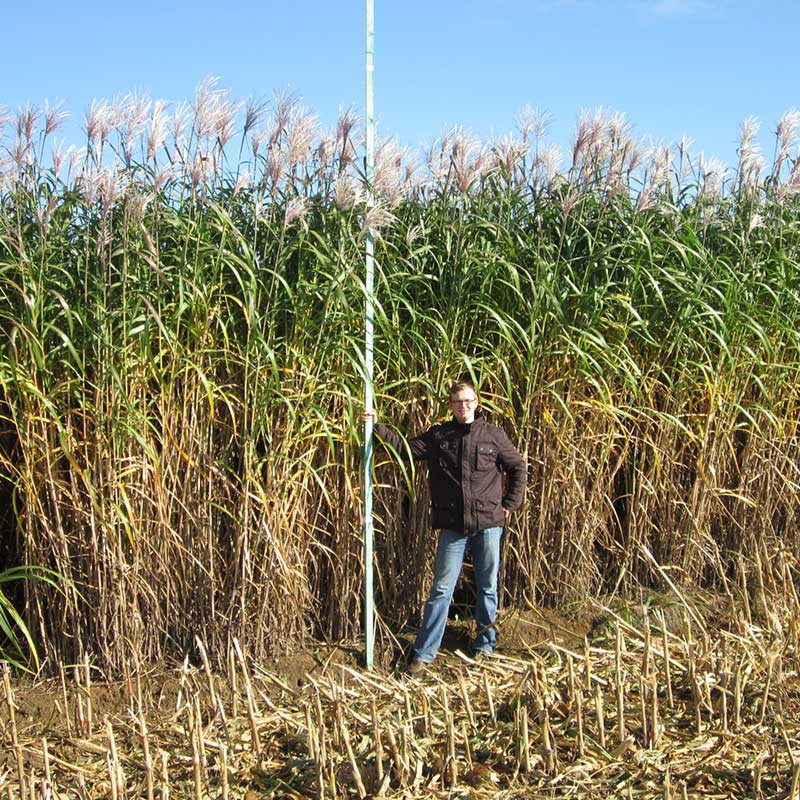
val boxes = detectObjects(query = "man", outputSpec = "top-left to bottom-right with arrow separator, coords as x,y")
365,381 -> 526,674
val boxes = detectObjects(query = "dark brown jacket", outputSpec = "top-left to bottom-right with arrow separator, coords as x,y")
375,415 -> 526,534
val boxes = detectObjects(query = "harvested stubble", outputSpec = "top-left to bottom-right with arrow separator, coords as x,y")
2,602 -> 800,800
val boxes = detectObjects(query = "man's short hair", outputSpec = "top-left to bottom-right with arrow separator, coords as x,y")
447,380 -> 477,399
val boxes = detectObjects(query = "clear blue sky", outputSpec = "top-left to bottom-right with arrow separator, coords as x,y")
2,0 -> 797,170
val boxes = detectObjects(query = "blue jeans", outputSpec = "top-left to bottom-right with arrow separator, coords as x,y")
413,526 -> 503,663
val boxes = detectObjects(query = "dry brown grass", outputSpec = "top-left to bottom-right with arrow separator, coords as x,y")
2,590 -> 800,800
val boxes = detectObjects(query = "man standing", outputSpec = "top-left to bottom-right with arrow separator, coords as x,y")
365,381 -> 526,674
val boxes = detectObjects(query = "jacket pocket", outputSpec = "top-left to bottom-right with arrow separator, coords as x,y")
475,444 -> 497,470
475,497 -> 502,528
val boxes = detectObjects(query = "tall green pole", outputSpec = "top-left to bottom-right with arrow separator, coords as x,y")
363,0 -> 376,671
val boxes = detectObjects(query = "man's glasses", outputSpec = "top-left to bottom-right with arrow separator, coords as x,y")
450,399 -> 476,406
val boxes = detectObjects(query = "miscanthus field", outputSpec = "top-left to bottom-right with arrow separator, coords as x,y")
1,81 -> 800,798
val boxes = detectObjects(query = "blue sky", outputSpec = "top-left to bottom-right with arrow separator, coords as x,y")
2,0 -> 797,170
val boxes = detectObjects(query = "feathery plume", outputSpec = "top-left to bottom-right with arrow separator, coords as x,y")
172,101 -> 191,152
336,106 -> 360,167
572,109 -> 592,171
65,146 -> 87,184
120,92 -> 151,163
516,105 -> 549,144
251,128 -> 268,159
286,107 -> 318,166
403,157 -> 421,195
85,99 -> 114,146
363,203 -> 396,235
194,76 -> 226,140
215,97 -> 242,150
16,104 -> 41,143
43,100 -> 68,136
190,147 -> 216,189
651,143 -> 672,191
51,141 -> 68,178
405,223 -> 422,247
98,166 -> 123,215
10,137 -> 33,185
747,213 -> 764,234
265,146 -> 284,184
122,92 -> 151,140
127,190 -> 152,223
738,115 -> 760,161
243,97 -> 269,137
678,136 -> 694,158
636,185 -> 654,212
232,171 -> 252,198
535,144 -> 562,187
699,154 -> 727,203
607,112 -> 630,145
153,163 -> 177,192
493,134 -> 528,181
775,109 -> 800,171
736,115 -> 763,192
587,107 -> 612,160
561,193 -> 580,226
270,90 -> 299,147
447,128 -> 491,194
283,196 -> 308,226
76,168 -> 100,205
147,100 -> 170,162
334,173 -> 362,210
313,131 -> 335,178
777,160 -> 800,202
374,139 -> 407,208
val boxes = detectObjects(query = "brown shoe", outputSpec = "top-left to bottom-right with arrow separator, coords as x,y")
405,658 -> 428,676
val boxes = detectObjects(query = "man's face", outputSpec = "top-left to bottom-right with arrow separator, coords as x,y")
449,389 -> 478,424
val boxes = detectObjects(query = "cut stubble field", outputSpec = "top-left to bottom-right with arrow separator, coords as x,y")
3,592 -> 800,800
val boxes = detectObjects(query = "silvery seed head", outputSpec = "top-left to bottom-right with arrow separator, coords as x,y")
85,99 -> 114,146
193,76 -> 227,140
374,139 -> 407,208
44,100 -> 68,137
776,161 -> 800,203
172,101 -> 191,152
270,90 -> 299,147
98,166 -> 124,216
699,154 -> 727,202
190,147 -> 216,189
286,107 -> 318,167
776,109 -> 800,168
493,134 -> 528,182
243,97 -> 269,137
572,110 -> 592,170
127,190 -> 152,224
216,98 -> 242,150
233,171 -> 252,198
516,105 -> 549,144
536,145 -> 561,187
336,106 -> 360,168
334,173 -> 362,211
16,103 -> 41,142
147,100 -> 170,162
283,196 -> 308,226
363,203 -> 396,236
737,115 -> 762,185
266,146 -> 284,184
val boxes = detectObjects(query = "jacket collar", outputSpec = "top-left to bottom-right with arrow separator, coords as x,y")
450,416 -> 485,434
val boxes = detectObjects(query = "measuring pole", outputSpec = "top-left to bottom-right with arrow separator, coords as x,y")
363,0 -> 376,671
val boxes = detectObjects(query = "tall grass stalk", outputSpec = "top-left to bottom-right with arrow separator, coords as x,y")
1,84 -> 799,669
